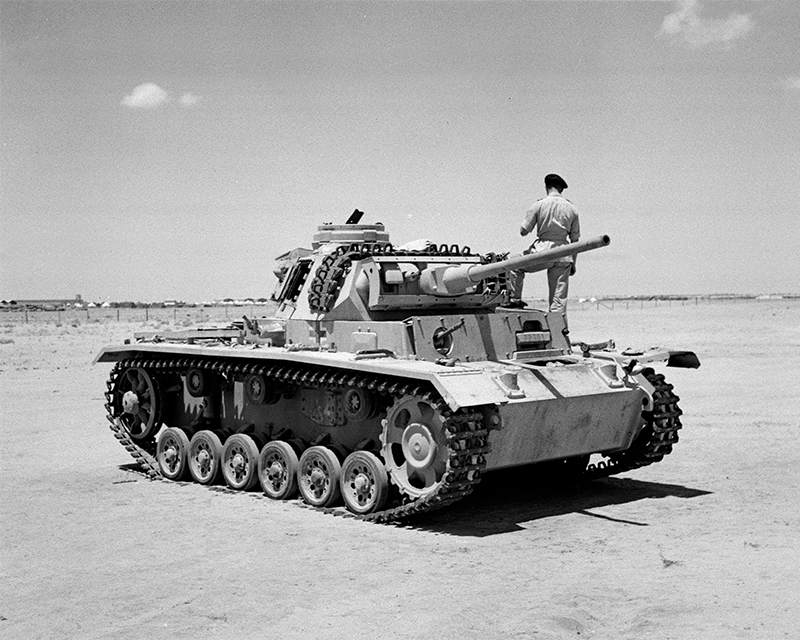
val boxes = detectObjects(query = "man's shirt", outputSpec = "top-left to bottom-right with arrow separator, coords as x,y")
521,193 -> 580,263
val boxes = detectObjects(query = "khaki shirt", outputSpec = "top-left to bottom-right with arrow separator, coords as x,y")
521,193 -> 580,263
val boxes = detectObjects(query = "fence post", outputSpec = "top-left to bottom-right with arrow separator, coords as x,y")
25,308 -> 29,324
146,306 -> 149,321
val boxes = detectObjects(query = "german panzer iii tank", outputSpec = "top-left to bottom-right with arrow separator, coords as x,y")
95,211 -> 700,521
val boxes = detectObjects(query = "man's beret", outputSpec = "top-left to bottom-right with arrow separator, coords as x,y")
544,173 -> 568,190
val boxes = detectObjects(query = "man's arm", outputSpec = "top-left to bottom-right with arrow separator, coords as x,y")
520,202 -> 539,237
568,212 -> 580,244
569,211 -> 580,274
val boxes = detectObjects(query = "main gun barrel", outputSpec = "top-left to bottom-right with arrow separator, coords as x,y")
467,234 -> 610,282
419,235 -> 610,296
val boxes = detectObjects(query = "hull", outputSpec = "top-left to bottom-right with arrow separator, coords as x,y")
489,387 -> 646,470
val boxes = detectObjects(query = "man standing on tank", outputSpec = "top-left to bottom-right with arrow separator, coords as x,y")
507,173 -> 580,313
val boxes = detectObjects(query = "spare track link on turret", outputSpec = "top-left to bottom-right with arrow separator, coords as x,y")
583,368 -> 683,480
104,357 -> 490,523
307,241 -> 505,312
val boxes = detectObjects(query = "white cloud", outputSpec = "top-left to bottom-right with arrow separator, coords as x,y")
660,0 -> 754,48
121,83 -> 170,109
179,92 -> 201,107
785,77 -> 800,93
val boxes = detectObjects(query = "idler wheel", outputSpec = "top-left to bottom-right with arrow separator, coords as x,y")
157,427 -> 191,480
380,395 -> 449,499
258,440 -> 300,500
298,446 -> 342,508
188,430 -> 224,485
115,367 -> 161,440
221,434 -> 260,490
185,367 -> 217,398
340,451 -> 389,514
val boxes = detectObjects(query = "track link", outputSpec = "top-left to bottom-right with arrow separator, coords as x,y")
104,357 -> 489,523
584,368 -> 683,480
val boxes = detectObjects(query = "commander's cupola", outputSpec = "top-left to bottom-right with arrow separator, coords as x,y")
312,209 -> 391,249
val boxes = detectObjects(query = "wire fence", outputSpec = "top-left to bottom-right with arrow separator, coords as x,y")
1,296 -> 794,326
0,305 -> 277,326
569,296 -> 793,312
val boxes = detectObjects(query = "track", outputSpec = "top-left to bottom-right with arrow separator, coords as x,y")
584,368 -> 683,480
105,357 -> 490,523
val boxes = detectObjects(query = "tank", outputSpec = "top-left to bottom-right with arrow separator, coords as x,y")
95,211 -> 700,521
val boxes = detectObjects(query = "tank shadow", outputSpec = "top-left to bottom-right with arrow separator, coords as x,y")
409,466 -> 712,537
116,462 -> 710,536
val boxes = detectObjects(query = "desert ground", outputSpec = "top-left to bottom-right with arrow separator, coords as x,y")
1,299 -> 798,639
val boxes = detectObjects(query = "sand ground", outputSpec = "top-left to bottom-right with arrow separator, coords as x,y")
1,300 -> 798,639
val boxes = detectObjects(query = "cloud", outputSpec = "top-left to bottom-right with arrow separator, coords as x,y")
660,0 -> 754,48
121,84 -> 202,109
785,77 -> 800,93
179,92 -> 200,107
121,83 -> 170,109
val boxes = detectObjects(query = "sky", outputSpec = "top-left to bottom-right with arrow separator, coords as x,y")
1,0 -> 799,302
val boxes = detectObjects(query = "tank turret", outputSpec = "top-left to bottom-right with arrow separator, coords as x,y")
272,217 -> 609,325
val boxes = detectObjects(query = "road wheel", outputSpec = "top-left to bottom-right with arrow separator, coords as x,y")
156,427 -> 191,480
298,446 -> 342,507
340,451 -> 389,514
258,440 -> 300,500
221,434 -> 260,490
188,430 -> 224,485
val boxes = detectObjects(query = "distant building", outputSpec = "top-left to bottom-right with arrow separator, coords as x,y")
8,294 -> 84,310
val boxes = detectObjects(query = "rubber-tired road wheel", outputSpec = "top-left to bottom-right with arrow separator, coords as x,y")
157,427 -> 191,480
188,430 -> 224,485
221,434 -> 260,490
340,451 -> 389,514
298,446 -> 342,507
258,440 -> 300,500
